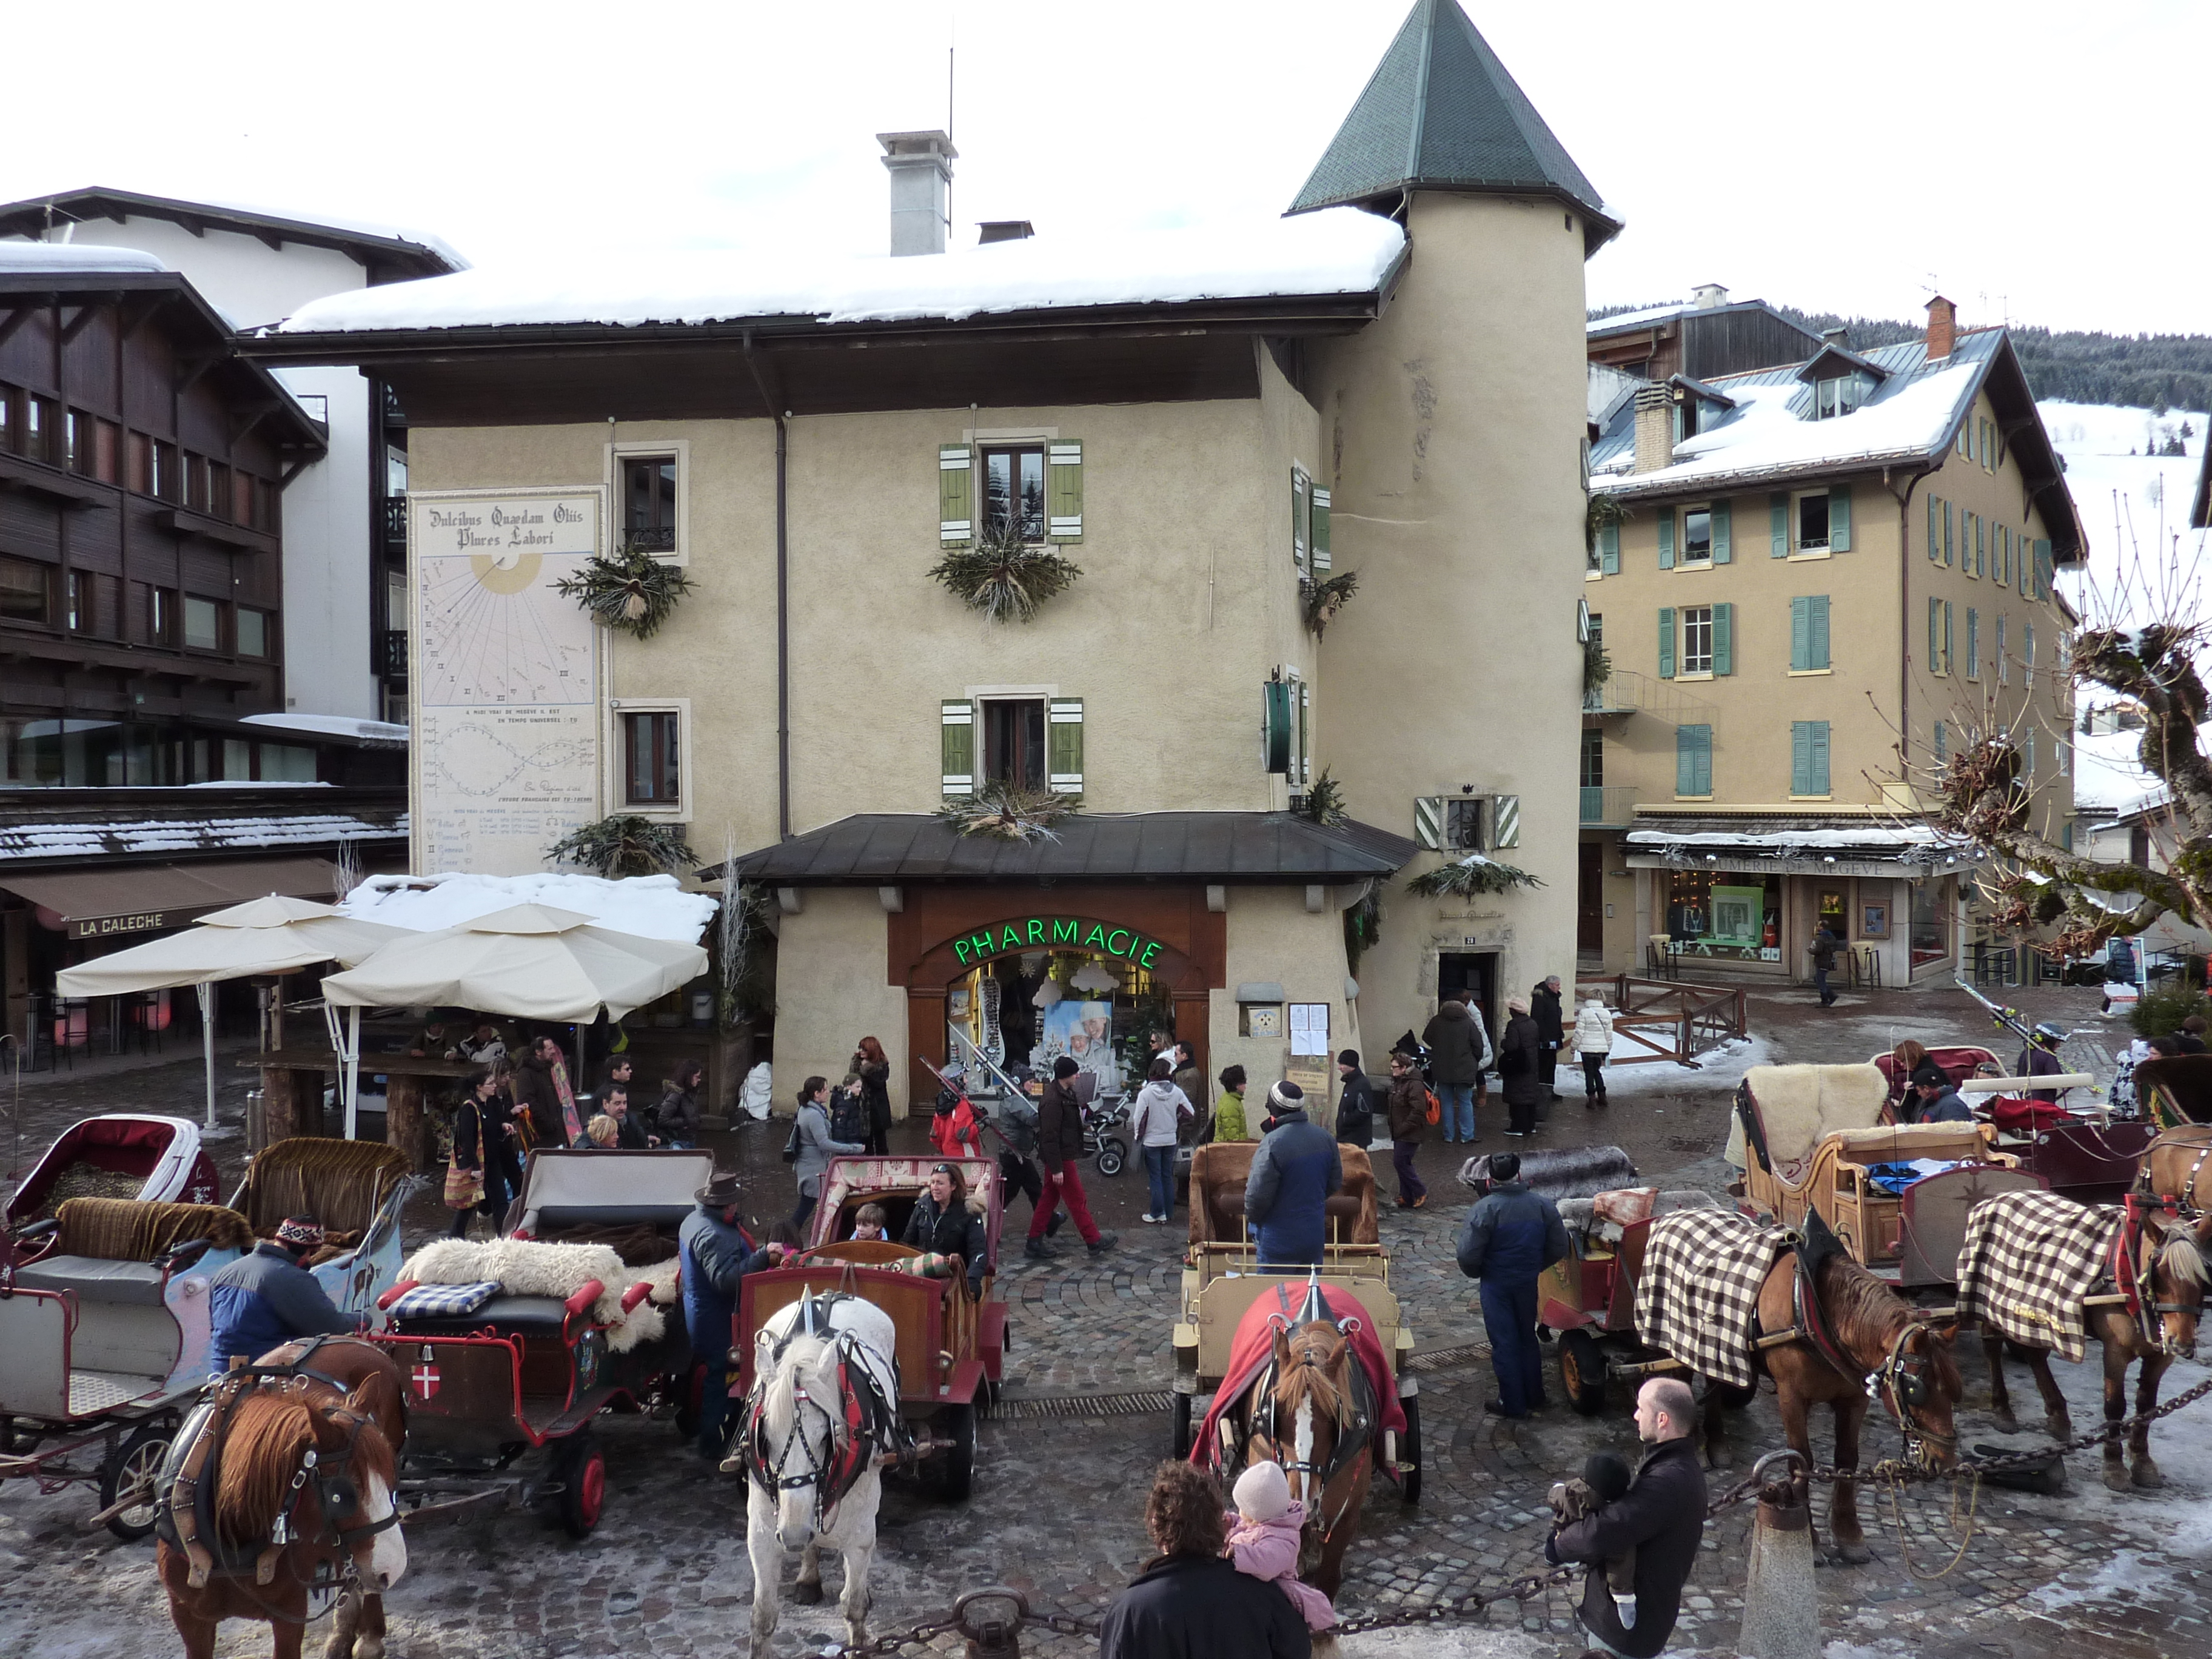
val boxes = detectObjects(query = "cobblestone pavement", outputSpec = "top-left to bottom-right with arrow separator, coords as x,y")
5,979 -> 2211,1657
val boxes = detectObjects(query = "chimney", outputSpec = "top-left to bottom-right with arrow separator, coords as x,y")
1692,282 -> 1729,310
1925,294 -> 1956,361
1633,383 -> 1674,474
877,130 -> 957,256
977,220 -> 1033,244
1822,326 -> 1849,348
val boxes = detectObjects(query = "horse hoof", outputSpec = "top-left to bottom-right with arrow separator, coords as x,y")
1835,1540 -> 1872,1566
2131,1459 -> 2165,1490
2103,1465 -> 2132,1494
2045,1413 -> 2073,1443
1989,1409 -> 2020,1436
791,1581 -> 825,1606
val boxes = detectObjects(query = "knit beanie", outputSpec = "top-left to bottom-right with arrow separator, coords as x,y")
1232,1460 -> 1292,1523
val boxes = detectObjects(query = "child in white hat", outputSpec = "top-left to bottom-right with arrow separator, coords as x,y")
1224,1461 -> 1336,1634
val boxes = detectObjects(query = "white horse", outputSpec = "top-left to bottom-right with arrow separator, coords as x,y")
740,1293 -> 902,1659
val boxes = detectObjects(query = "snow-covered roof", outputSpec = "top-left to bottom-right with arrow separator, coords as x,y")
241,712 -> 409,745
0,808 -> 404,863
267,209 -> 1407,337
1627,824 -> 1949,852
0,187 -> 464,276
338,871 -> 716,943
0,241 -> 168,275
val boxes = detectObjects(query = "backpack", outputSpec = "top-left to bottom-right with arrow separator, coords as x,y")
999,1096 -> 1039,1156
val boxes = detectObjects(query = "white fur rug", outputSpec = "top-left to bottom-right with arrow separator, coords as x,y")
1740,1062 -> 1888,1176
400,1239 -> 681,1353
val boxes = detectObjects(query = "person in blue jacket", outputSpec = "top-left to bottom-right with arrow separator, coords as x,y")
1242,1082 -> 1343,1268
1456,1152 -> 1569,1419
679,1170 -> 791,1465
207,1216 -> 353,1375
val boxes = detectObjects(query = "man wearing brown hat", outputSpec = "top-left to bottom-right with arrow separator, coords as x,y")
207,1216 -> 353,1375
679,1170 -> 790,1464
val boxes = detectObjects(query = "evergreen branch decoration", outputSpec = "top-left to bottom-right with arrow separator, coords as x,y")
1585,492 -> 1628,555
553,546 -> 695,640
1584,634 -> 1614,698
547,814 -> 695,878
937,782 -> 1083,841
1298,766 -> 1349,828
1404,852 -> 1544,899
1301,571 -> 1361,638
929,522 -> 1083,623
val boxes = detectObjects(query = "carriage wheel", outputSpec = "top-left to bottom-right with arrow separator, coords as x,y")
1558,1330 -> 1608,1416
936,1404 -> 976,1503
1398,1395 -> 1422,1504
555,1435 -> 607,1538
102,1421 -> 175,1542
1171,1391 -> 1193,1460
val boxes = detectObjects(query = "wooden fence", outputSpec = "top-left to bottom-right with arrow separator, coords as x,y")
1572,975 -> 1750,1068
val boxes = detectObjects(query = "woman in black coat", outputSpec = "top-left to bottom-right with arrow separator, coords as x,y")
1498,997 -> 1543,1139
902,1162 -> 990,1296
854,1036 -> 893,1156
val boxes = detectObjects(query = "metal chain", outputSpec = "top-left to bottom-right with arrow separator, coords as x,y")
800,1378 -> 2212,1654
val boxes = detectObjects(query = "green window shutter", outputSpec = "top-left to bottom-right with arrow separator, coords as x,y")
1829,483 -> 1852,552
1262,680 -> 1292,773
1677,725 -> 1711,796
2061,819 -> 2073,853
1790,597 -> 1810,671
1934,719 -> 1948,761
1943,500 -> 1954,566
1658,607 -> 1675,679
1809,595 -> 1829,669
1290,467 -> 1310,571
1712,602 -> 1733,675
1966,607 -> 1979,679
1598,520 -> 1620,575
1047,697 -> 1085,793
940,699 -> 976,796
1926,495 -> 1940,562
1943,601 -> 1954,673
1046,440 -> 1084,543
939,444 -> 974,546
1310,484 -> 1332,573
1657,510 -> 1675,569
1413,796 -> 1444,850
1810,721 -> 1831,794
1489,794 -> 1521,849
1973,513 -> 1985,576
1771,492 -> 1790,557
1711,498 -> 1732,564
1791,723 -> 1811,796
1928,597 -> 1940,672
2032,539 -> 2053,600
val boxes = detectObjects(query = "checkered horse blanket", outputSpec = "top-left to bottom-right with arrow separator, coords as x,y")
1954,1189 -> 2123,1363
1635,1208 -> 1792,1389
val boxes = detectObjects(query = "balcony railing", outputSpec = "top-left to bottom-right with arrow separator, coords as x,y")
382,495 -> 407,544
1580,785 -> 1638,827
621,523 -> 677,554
381,630 -> 409,679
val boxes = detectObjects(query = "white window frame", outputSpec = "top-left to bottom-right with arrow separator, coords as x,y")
1681,605 -> 1715,675
1679,504 -> 1715,566
605,437 -> 691,566
1792,488 -> 1835,557
605,695 -> 693,821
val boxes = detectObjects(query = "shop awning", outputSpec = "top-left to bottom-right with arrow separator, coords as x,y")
713,812 -> 1420,885
0,856 -> 339,942
1623,817 -> 1979,880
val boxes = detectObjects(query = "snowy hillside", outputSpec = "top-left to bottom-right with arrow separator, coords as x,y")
2042,398 -> 2207,623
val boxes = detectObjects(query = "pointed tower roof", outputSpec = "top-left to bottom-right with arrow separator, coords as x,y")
1289,0 -> 1619,253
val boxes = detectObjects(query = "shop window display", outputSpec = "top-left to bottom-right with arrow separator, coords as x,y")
1909,878 -> 1949,969
945,947 -> 1165,1104
1666,870 -> 1781,963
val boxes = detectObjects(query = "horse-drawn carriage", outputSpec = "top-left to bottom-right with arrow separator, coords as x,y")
368,1147 -> 705,1537
229,1137 -> 418,1320
5,1114 -> 222,1229
733,1153 -> 1008,1502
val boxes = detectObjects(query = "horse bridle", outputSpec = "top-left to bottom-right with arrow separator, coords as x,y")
1868,1321 -> 1954,1457
2121,1205 -> 2208,1355
743,1315 -> 876,1533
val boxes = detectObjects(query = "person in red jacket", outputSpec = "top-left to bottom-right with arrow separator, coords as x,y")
931,1084 -> 982,1159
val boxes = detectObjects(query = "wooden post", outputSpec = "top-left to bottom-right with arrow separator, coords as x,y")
260,1065 -> 324,1142
386,1073 -> 426,1171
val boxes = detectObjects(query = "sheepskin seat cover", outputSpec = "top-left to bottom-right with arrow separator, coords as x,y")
400,1238 -> 680,1352
1726,1063 -> 1889,1178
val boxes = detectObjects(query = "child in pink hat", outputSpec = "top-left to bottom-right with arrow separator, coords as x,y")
1224,1461 -> 1336,1634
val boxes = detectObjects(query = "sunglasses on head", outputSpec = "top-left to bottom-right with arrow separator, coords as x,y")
931,1162 -> 956,1176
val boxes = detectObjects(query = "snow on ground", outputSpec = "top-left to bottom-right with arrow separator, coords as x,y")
1598,1034 -> 1772,1096
337,871 -> 717,942
2043,398 -> 2208,629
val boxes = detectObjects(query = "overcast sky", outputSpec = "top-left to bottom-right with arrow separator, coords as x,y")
5,1 -> 2206,337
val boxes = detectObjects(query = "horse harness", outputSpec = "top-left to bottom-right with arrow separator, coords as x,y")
157,1339 -> 399,1597
2111,1196 -> 2202,1333
1245,1317 -> 1376,1542
740,1292 -> 902,1529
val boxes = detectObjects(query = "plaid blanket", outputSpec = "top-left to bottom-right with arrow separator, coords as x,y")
386,1280 -> 503,1319
1635,1208 -> 1791,1389
1954,1190 -> 2122,1362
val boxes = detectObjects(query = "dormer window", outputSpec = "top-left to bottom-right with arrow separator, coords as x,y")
1797,341 -> 1888,421
1813,373 -> 1866,420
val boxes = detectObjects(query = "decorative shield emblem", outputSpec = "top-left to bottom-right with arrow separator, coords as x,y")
411,1361 -> 441,1401
577,1330 -> 603,1392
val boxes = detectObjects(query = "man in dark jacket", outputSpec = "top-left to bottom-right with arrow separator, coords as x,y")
1910,1074 -> 1973,1124
1243,1082 -> 1343,1267
1532,976 -> 1566,1102
1333,1049 -> 1376,1150
512,1036 -> 582,1148
1498,996 -> 1543,1138
1099,1461 -> 1310,1659
1384,1051 -> 1430,1207
1419,997 -> 1490,1144
679,1170 -> 786,1463
1456,1151 -> 1569,1418
207,1218 -> 354,1374
1547,1376 -> 1708,1657
2020,1023 -> 2068,1102
1809,924 -> 1841,1008
1025,1057 -> 1116,1261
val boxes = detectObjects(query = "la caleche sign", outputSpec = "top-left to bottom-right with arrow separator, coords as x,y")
950,917 -> 1167,971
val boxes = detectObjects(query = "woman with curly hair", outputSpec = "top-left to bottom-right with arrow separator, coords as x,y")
1099,1462 -> 1311,1659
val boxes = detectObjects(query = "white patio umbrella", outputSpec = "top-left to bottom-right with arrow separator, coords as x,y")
317,903 -> 708,1138
54,896 -> 408,1130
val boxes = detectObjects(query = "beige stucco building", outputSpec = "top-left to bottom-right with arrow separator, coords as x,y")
248,1 -> 1612,1119
1580,297 -> 2085,989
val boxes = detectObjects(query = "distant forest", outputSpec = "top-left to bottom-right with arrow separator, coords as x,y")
1589,301 -> 2212,414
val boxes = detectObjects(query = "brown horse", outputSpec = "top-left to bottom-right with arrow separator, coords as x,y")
1983,1205 -> 2210,1492
1236,1319 -> 1370,1601
2141,1124 -> 2212,1213
1705,1252 -> 1963,1564
158,1339 -> 409,1659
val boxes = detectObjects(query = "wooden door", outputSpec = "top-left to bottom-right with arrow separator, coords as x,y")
1577,843 -> 1604,953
